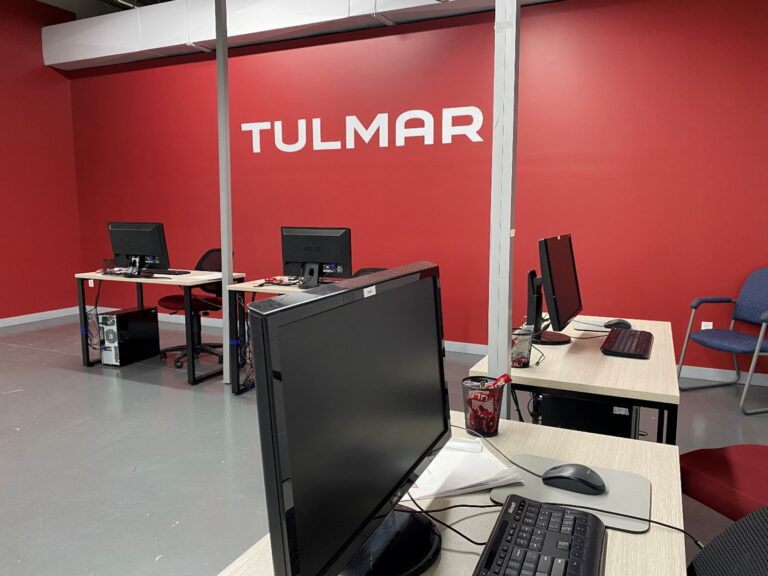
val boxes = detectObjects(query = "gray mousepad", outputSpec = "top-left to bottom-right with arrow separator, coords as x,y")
490,454 -> 651,533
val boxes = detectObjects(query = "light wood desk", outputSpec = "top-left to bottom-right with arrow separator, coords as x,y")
225,278 -> 305,394
218,411 -> 685,576
228,278 -> 304,296
75,270 -> 245,385
470,316 -> 680,444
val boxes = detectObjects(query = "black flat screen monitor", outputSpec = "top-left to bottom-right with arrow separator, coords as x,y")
249,262 -> 450,576
281,227 -> 352,284
108,222 -> 170,270
540,234 -> 583,332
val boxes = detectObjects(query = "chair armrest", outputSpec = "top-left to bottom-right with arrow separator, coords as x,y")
690,297 -> 734,309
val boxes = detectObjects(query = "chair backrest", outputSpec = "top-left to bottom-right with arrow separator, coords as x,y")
688,507 -> 768,576
195,248 -> 222,297
733,268 -> 768,325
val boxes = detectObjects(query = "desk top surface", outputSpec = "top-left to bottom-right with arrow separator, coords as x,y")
217,411 -> 684,576
227,278 -> 303,295
470,316 -> 680,405
76,270 -> 245,287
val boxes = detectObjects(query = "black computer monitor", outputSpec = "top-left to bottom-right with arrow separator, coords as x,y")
108,222 -> 170,272
527,234 -> 583,345
281,226 -> 352,288
249,263 -> 450,576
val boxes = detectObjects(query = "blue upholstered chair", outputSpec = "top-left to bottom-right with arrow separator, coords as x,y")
677,268 -> 768,415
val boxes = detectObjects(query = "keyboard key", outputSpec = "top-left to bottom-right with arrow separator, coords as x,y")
557,541 -> 570,551
552,558 -> 567,576
525,551 -> 540,564
537,554 -> 553,573
512,547 -> 526,562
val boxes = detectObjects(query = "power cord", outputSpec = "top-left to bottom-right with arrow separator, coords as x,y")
449,425 -> 704,549
574,319 -> 608,329
86,281 -> 103,351
406,491 -> 494,546
240,296 -> 254,387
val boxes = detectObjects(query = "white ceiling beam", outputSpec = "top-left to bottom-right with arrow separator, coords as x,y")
42,0 -> 558,70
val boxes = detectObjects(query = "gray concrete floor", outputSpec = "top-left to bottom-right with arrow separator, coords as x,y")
0,319 -> 766,574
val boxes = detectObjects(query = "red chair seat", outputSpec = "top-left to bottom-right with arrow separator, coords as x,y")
158,294 -> 221,312
681,445 -> 768,520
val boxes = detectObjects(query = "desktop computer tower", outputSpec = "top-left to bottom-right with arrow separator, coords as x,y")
98,307 -> 160,367
540,395 -> 640,439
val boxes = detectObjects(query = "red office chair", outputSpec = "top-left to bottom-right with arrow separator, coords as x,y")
681,445 -> 768,521
158,248 -> 223,368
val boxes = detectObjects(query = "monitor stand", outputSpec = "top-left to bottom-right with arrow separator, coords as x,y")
535,331 -> 571,345
527,269 -> 572,346
299,263 -> 320,288
339,505 -> 441,576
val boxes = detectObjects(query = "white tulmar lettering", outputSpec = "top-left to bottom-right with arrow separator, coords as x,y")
241,106 -> 483,153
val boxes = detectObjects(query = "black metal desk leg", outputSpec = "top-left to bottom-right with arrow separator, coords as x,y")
228,290 -> 240,394
136,283 -> 144,309
656,408 -> 666,444
183,286 -> 196,385
666,405 -> 678,445
237,293 -> 246,368
77,278 -> 92,367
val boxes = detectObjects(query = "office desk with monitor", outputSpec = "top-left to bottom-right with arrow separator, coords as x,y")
471,315 -> 680,444
226,278 -> 303,394
75,270 -> 245,385
217,410 -> 685,576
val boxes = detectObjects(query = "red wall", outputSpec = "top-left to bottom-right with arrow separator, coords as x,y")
70,17 -> 494,342
0,1 -> 80,318
513,0 -> 768,371
63,0 -> 768,371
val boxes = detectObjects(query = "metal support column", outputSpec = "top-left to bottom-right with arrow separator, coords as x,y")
215,0 -> 234,383
487,0 -> 522,402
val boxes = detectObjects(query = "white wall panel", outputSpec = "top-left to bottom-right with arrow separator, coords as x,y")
43,9 -> 141,67
139,0 -> 188,51
42,0 -> 554,70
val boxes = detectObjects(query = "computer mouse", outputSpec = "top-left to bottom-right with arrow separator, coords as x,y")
604,319 -> 632,330
542,463 -> 606,495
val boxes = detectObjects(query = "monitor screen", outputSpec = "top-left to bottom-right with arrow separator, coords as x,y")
540,234 -> 583,331
250,264 -> 449,576
108,222 -> 170,269
281,227 -> 352,278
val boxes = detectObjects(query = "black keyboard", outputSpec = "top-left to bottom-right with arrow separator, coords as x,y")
147,269 -> 191,275
473,495 -> 605,576
600,328 -> 653,359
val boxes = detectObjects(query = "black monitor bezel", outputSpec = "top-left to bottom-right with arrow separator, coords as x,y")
249,262 -> 450,576
107,221 -> 170,270
539,234 -> 583,332
280,226 -> 352,279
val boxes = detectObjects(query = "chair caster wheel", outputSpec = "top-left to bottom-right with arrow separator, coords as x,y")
174,360 -> 184,369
